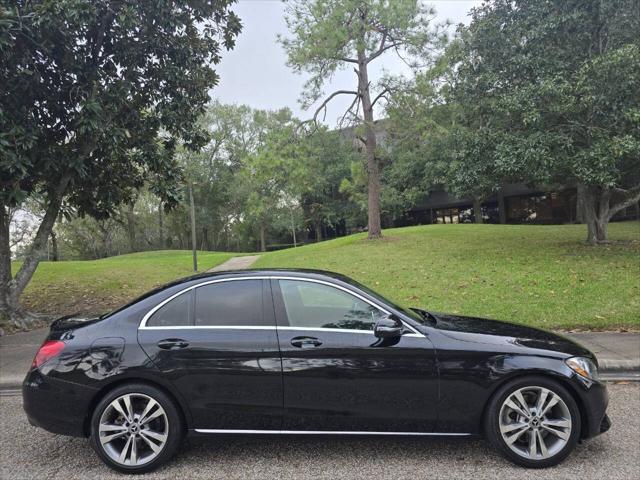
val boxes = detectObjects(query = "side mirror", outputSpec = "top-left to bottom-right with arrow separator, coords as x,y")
374,315 -> 403,338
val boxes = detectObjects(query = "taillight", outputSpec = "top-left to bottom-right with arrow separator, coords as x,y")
31,340 -> 65,369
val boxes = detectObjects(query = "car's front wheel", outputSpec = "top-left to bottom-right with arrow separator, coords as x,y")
89,383 -> 183,474
484,376 -> 581,468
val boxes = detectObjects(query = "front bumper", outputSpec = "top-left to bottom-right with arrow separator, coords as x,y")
571,375 -> 610,439
23,369 -> 96,437
599,413 -> 611,434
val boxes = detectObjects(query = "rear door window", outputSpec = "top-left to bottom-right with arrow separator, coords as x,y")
147,290 -> 192,327
194,280 -> 267,327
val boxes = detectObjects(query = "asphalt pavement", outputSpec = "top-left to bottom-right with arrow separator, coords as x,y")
1,384 -> 638,480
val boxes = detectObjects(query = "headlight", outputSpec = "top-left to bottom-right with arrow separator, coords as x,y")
565,356 -> 599,380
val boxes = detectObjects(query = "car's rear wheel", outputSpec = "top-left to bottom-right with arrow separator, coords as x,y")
484,376 -> 581,468
90,383 -> 183,474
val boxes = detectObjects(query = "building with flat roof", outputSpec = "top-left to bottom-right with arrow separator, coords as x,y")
396,184 -> 639,226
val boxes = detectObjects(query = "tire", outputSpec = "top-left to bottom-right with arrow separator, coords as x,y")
89,383 -> 184,474
484,375 -> 581,468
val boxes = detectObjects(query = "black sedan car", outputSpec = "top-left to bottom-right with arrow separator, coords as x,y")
23,269 -> 610,473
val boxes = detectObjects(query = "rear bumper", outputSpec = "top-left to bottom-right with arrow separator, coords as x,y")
22,369 -> 96,437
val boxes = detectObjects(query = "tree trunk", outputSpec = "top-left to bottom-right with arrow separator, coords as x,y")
0,174 -> 71,328
314,221 -> 323,242
290,209 -> 297,247
200,227 -> 208,251
259,225 -> 266,252
158,201 -> 164,249
584,187 -> 610,244
585,209 -> 608,245
126,202 -> 136,252
473,198 -> 484,224
497,191 -> 506,224
50,230 -> 59,261
188,182 -> 198,272
576,183 -> 586,224
357,48 -> 382,239
0,204 -> 15,324
583,185 -> 640,244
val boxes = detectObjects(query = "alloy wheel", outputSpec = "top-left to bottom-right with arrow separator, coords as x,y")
98,393 -> 169,467
499,386 -> 572,460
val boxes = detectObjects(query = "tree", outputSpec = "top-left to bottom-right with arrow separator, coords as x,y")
240,110 -> 299,251
280,0 -> 445,239
385,67 -> 463,221
296,129 -> 358,240
0,0 -> 241,327
450,0 -> 640,243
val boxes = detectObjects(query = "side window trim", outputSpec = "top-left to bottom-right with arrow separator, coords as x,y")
139,275 -> 420,336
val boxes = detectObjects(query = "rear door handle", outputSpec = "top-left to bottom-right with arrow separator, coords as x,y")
157,338 -> 189,350
291,336 -> 322,348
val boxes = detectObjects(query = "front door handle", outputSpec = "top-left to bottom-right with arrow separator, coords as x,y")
291,336 -> 322,348
157,338 -> 189,350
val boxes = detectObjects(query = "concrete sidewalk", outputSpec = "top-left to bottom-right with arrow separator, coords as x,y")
1,327 -> 638,390
0,327 -> 48,389
207,255 -> 260,272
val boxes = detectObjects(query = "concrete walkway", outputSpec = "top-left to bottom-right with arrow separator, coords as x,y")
0,327 -> 48,389
1,326 -> 637,390
207,255 -> 260,272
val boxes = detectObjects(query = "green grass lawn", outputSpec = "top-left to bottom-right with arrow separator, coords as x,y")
13,250 -> 238,317
9,222 -> 640,330
255,222 -> 640,330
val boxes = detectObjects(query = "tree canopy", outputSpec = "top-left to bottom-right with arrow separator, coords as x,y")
0,0 -> 241,326
281,0 -> 445,238
387,0 -> 640,238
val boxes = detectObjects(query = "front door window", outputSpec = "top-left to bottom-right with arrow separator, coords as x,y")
278,280 -> 384,331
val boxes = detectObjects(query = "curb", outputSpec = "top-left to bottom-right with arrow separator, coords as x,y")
598,359 -> 640,371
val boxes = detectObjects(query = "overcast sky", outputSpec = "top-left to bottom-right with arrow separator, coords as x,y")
211,0 -> 482,126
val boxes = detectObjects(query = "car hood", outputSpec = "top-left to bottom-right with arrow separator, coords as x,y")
428,312 -> 594,359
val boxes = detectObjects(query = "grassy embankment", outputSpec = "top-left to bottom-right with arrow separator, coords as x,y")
9,222 -> 640,330
255,222 -> 640,330
12,250 -> 237,317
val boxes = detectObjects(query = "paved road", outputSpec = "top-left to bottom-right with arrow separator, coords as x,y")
1,384 -> 638,480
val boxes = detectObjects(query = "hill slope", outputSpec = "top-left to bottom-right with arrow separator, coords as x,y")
255,222 -> 640,330
15,250 -> 236,317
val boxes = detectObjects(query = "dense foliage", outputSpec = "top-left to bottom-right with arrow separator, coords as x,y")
388,0 -> 640,240
4,0 -> 639,327
49,102 -> 363,257
0,0 -> 241,325
280,0 -> 445,238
